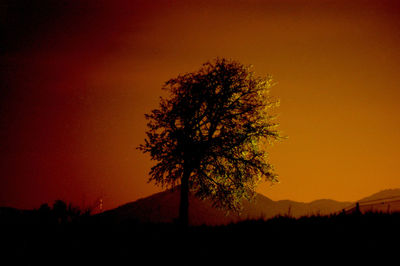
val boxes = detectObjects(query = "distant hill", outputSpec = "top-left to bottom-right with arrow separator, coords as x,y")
346,188 -> 400,214
96,188 -> 235,225
4,189 -> 400,226
97,187 -> 352,226
359,188 -> 400,202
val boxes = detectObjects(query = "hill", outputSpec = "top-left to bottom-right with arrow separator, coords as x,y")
345,188 -> 400,214
97,187 -> 351,225
359,188 -> 400,202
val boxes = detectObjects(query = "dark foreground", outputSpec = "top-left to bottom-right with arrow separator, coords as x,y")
1,211 -> 400,265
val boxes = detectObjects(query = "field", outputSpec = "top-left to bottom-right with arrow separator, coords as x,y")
2,210 -> 399,265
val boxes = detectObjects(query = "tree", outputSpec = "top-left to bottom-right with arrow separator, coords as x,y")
52,200 -> 67,224
138,58 -> 283,227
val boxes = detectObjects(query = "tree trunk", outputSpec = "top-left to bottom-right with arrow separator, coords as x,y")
179,167 -> 191,227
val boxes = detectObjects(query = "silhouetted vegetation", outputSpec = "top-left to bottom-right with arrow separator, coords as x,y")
139,58 -> 283,226
1,206 -> 399,265
0,200 -> 91,225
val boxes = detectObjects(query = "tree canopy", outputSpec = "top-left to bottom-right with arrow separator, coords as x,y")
139,58 -> 283,225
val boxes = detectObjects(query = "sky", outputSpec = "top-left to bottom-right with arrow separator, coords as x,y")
1,0 -> 400,210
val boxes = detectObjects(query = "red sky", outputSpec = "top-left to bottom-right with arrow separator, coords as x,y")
1,0 -> 400,210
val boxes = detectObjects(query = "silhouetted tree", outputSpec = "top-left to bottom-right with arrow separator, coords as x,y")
38,203 -> 52,223
139,58 -> 283,226
354,202 -> 361,215
39,203 -> 51,213
53,200 -> 67,224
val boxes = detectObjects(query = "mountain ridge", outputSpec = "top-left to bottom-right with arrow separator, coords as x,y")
359,188 -> 400,202
3,188 -> 399,226
98,187 -> 356,225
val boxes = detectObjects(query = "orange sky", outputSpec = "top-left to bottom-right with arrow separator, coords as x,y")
1,0 -> 400,210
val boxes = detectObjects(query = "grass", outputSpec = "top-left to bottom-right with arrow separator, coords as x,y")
1,211 -> 399,265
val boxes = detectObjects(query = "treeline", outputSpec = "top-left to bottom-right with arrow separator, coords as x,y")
0,200 -> 91,224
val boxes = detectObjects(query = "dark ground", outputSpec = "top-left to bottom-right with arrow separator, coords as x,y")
1,209 -> 399,265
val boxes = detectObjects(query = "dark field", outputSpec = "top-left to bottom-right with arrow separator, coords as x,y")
1,209 -> 399,265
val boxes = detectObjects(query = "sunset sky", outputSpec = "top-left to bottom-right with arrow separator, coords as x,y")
1,0 -> 400,210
